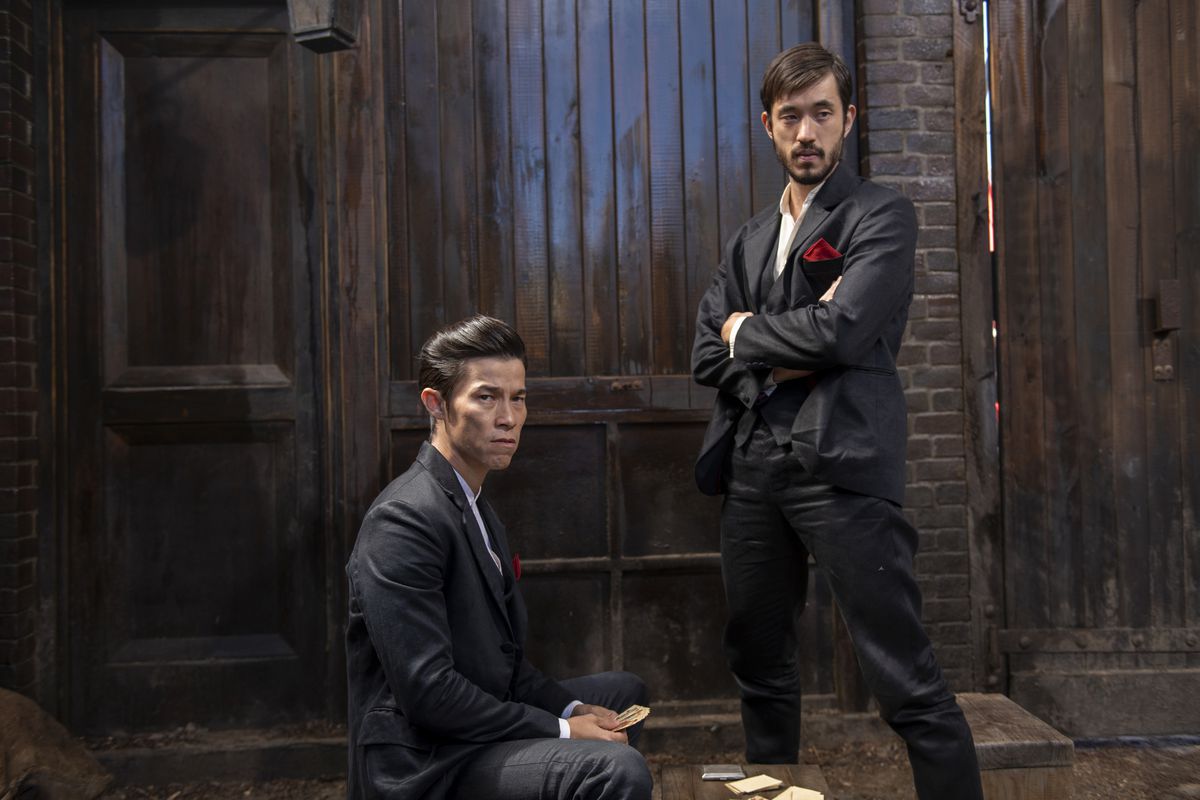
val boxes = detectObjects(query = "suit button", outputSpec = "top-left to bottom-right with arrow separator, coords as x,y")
500,642 -> 515,654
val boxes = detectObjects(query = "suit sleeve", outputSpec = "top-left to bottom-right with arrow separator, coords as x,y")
692,235 -> 770,409
349,499 -> 563,743
732,194 -> 916,370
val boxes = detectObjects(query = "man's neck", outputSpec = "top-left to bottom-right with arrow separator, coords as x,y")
785,162 -> 838,217
432,436 -> 485,494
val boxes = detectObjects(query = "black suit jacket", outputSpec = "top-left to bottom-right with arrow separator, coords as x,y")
346,443 -> 574,799
692,162 -> 916,505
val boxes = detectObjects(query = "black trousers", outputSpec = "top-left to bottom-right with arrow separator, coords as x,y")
721,420 -> 983,800
446,671 -> 652,800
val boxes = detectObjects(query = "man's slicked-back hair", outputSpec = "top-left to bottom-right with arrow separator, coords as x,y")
418,315 -> 527,427
760,43 -> 853,117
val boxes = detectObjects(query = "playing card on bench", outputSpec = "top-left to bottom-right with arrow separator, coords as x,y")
725,774 -> 784,794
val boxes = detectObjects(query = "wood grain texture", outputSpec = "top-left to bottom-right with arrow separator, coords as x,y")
957,693 -> 1073,771
993,0 -> 1050,629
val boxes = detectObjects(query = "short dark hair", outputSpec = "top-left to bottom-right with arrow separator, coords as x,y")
418,315 -> 526,425
760,43 -> 853,117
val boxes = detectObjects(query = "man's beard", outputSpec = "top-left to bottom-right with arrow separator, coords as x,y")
777,134 -> 843,186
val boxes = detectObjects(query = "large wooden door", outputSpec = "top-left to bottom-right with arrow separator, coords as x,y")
61,3 -> 325,732
381,0 -> 858,714
990,0 -> 1199,736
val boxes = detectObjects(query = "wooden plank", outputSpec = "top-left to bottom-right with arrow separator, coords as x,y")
780,0 -> 815,46
1100,0 -> 1144,630
381,0 -> 411,380
1170,0 -> 1200,626
1010,668 -> 1200,737
543,0 -> 585,375
646,0 -> 688,374
1134,0 -> 1179,628
679,0 -> 720,359
981,766 -> 1074,800
577,0 -> 620,375
508,0 -> 550,372
612,0 -> 652,373
1066,0 -> 1114,632
992,0 -> 1050,629
472,0 -> 516,324
713,0 -> 751,255
1034,0 -> 1081,629
436,0 -> 476,323
401,0 -> 444,350
747,0 -> 781,215
957,693 -> 1074,770
955,0 -> 1003,690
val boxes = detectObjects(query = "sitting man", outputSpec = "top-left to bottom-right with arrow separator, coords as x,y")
346,315 -> 652,800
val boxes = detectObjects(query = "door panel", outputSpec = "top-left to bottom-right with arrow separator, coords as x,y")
64,4 -> 323,733
990,0 -> 1200,736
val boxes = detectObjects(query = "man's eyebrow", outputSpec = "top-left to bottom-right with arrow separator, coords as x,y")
473,383 -> 526,395
778,98 -> 837,113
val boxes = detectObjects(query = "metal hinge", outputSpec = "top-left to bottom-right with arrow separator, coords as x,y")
959,0 -> 981,23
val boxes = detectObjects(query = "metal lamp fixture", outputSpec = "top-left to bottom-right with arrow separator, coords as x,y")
287,0 -> 363,53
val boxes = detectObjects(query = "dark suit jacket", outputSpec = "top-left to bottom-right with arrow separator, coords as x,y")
692,162 -> 917,505
346,442 -> 574,799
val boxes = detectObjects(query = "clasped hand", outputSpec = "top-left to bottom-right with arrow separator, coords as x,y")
567,703 -> 628,743
720,276 -> 842,383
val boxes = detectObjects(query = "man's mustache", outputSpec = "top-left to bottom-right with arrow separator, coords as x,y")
792,147 -> 824,158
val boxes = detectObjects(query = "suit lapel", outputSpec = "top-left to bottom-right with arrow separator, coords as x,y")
742,214 -> 781,311
416,443 -> 511,625
786,161 -> 856,265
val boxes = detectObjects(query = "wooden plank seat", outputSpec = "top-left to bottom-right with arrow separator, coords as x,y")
958,692 -> 1075,800
655,764 -> 829,800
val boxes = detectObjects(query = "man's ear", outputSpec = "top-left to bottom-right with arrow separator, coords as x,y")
420,388 -> 446,421
761,110 -> 772,139
843,104 -> 857,138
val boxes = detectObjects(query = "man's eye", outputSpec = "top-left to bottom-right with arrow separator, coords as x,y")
478,394 -> 493,401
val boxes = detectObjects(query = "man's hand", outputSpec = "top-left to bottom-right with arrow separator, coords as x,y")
572,703 -> 618,724
721,311 -> 754,344
820,276 -> 842,303
567,712 -> 629,743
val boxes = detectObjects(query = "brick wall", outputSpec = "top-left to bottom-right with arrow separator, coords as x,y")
856,0 -> 974,690
0,0 -> 37,695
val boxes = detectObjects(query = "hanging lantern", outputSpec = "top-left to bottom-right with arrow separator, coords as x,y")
287,0 -> 363,53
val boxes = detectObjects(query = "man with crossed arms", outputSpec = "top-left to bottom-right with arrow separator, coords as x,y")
692,43 -> 983,799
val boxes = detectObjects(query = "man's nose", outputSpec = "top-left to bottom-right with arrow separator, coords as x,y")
795,117 -> 816,142
495,401 -> 515,427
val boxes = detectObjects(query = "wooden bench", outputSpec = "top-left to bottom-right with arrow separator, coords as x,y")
654,764 -> 829,800
959,692 -> 1075,800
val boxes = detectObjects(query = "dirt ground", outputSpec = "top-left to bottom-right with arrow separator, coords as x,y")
95,738 -> 1200,799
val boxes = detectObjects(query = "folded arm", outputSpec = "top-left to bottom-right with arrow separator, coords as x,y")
731,196 -> 916,370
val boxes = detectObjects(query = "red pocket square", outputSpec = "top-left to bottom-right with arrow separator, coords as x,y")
512,553 -> 521,581
803,238 -> 842,261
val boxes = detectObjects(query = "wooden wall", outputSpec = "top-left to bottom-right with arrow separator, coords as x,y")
381,0 -> 858,712
990,0 -> 1200,736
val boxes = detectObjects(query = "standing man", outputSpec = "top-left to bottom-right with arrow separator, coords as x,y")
692,43 -> 983,799
346,315 -> 652,800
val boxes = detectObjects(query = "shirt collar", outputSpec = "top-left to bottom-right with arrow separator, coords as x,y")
452,468 -> 481,506
778,175 -> 830,220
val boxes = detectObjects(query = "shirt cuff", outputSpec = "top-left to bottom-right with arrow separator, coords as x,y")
558,717 -> 571,738
561,700 -> 582,719
728,315 -> 748,358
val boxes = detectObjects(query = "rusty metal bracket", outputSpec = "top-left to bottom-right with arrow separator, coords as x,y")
959,0 -> 981,23
1153,337 -> 1175,381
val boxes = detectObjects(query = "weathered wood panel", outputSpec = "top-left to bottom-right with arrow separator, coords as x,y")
62,4 -> 325,733
381,0 -> 852,711
991,0 -> 1200,735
